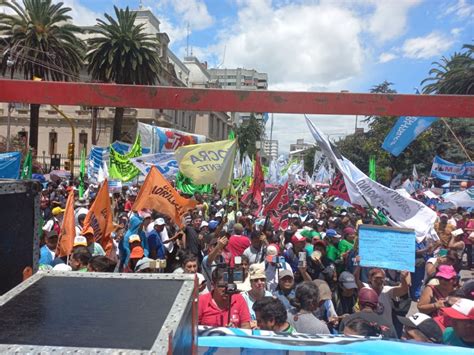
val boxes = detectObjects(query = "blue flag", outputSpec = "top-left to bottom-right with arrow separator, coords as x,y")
0,152 -> 22,179
382,116 -> 438,156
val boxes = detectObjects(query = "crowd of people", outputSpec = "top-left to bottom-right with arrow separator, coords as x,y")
38,180 -> 474,348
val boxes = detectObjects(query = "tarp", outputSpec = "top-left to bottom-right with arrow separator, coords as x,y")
0,152 -> 21,179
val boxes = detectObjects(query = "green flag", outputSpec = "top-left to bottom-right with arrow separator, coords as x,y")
369,155 -> 376,181
21,148 -> 32,179
228,129 -> 235,140
109,134 -> 142,182
175,172 -> 212,195
79,148 -> 86,198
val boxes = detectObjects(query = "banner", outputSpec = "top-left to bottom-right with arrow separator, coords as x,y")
109,135 -> 142,182
382,116 -> 438,156
430,155 -> 474,181
133,166 -> 197,227
21,148 -> 32,179
241,154 -> 265,215
55,190 -> 76,257
0,152 -> 21,179
306,115 -> 437,239
175,172 -> 212,195
82,180 -> 114,256
369,155 -> 376,181
137,122 -> 206,153
130,153 -> 179,179
328,172 -> 350,202
262,182 -> 289,230
359,225 -> 415,272
175,139 -> 237,189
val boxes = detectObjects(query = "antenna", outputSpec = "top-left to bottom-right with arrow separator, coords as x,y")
139,0 -> 144,10
186,22 -> 190,57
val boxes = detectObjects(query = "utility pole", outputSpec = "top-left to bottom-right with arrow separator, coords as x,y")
269,113 -> 274,161
91,107 -> 98,145
6,103 -> 13,151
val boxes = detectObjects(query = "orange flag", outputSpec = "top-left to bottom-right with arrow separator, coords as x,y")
133,166 -> 197,227
83,179 -> 114,256
56,190 -> 76,257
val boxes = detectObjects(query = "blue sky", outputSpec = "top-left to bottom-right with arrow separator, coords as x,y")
34,1 -> 474,152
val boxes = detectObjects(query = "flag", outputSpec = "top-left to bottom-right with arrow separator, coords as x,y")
328,172 -> 350,202
175,171 -> 212,195
55,190 -> 76,258
130,153 -> 179,179
109,134 -> 142,181
390,173 -> 403,189
175,139 -> 237,190
241,153 -> 265,214
0,152 -> 22,179
369,155 -> 376,181
412,165 -> 419,181
402,179 -> 416,195
133,166 -> 197,227
82,180 -> 115,256
79,148 -> 86,198
430,155 -> 474,181
382,116 -> 438,156
263,182 -> 289,230
305,115 -> 437,239
228,129 -> 235,140
21,148 -> 32,179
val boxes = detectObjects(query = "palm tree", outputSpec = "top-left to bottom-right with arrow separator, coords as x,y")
0,0 -> 85,152
421,44 -> 474,95
86,6 -> 162,142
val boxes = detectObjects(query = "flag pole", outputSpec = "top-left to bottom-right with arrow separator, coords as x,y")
359,194 -> 384,225
441,118 -> 472,162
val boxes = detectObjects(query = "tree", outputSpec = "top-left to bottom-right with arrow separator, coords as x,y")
303,146 -> 317,173
0,0 -> 85,152
236,114 -> 263,159
422,44 -> 474,95
86,6 -> 162,142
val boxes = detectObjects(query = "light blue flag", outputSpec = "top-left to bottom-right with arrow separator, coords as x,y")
382,116 -> 438,156
0,152 -> 22,179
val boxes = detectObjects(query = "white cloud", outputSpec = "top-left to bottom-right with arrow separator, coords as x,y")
378,52 -> 398,63
168,0 -> 214,30
55,0 -> 100,26
368,0 -> 422,42
402,32 -> 455,59
450,27 -> 462,36
444,0 -> 474,18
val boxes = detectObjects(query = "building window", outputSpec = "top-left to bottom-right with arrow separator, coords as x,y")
18,130 -> 28,147
48,131 -> 57,155
79,132 -> 88,154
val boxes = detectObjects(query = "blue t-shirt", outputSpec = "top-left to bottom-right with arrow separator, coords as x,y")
39,245 -> 54,266
147,230 -> 166,259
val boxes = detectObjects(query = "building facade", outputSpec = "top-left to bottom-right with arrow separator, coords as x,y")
0,7 -> 230,170
256,140 -> 279,160
289,139 -> 314,161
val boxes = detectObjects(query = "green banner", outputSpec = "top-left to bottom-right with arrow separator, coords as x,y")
21,148 -> 32,180
109,135 -> 142,182
175,171 -> 212,195
369,155 -> 376,181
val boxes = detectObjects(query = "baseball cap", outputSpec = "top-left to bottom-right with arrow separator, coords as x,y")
291,230 -> 306,244
266,244 -> 278,256
73,236 -> 87,247
440,213 -> 449,218
397,313 -> 443,343
436,265 -> 457,280
130,245 -> 144,259
155,218 -> 166,226
339,271 -> 358,289
359,287 -> 379,308
313,279 -> 332,301
128,234 -> 141,243
343,227 -> 356,236
208,220 -> 219,231
200,221 -> 209,229
249,264 -> 266,280
52,207 -> 65,216
278,268 -> 294,280
442,298 -> 474,320
326,229 -> 341,238
134,257 -> 154,272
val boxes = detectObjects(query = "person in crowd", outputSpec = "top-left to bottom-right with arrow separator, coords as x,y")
128,234 -> 145,272
354,266 -> 410,327
313,279 -> 339,332
174,253 -> 199,274
457,211 -> 473,269
227,223 -> 251,260
448,229 -> 465,261
39,231 -> 58,266
435,213 -> 455,248
339,287 -> 398,339
242,264 -> 273,325
198,268 -> 251,328
442,298 -> 474,347
337,271 -> 358,315
243,231 -> 267,265
343,317 -> 383,337
398,313 -> 443,343
424,249 -> 459,284
273,268 -> 296,310
284,231 -> 307,275
237,255 -> 251,292
418,265 -> 458,317
70,246 -> 92,272
287,281 -> 331,335
88,255 -> 116,272
147,217 -> 167,260
81,226 -> 105,257
42,206 -> 64,234
184,215 -> 204,263
264,245 -> 290,292
253,297 -> 296,333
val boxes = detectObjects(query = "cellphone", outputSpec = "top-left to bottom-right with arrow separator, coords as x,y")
298,252 -> 307,268
233,270 -> 243,283
234,256 -> 242,265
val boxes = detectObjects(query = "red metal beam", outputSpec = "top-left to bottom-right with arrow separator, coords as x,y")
1,79 -> 473,117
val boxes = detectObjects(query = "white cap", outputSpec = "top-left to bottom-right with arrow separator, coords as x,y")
215,211 -> 223,218
73,236 -> 87,247
52,264 -> 72,271
154,218 -> 166,226
200,221 -> 209,229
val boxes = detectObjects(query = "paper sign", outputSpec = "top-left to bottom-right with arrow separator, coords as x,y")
358,225 -> 415,272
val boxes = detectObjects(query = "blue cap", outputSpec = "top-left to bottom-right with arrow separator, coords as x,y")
208,220 -> 219,231
326,229 -> 338,238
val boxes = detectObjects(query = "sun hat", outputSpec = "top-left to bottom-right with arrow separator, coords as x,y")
436,265 -> 457,280
397,313 -> 443,343
249,264 -> 266,280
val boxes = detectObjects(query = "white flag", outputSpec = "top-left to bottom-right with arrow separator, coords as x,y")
305,115 -> 437,239
412,165 -> 419,181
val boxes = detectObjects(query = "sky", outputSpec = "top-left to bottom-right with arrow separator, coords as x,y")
6,0 -> 473,153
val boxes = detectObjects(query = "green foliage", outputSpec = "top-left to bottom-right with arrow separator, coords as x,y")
303,146 -> 317,173
86,6 -> 162,141
236,114 -> 263,159
422,44 -> 474,95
